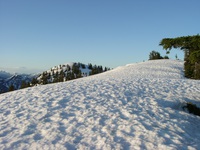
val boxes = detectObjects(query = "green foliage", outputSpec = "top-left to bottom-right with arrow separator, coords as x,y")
149,51 -> 163,60
163,55 -> 169,59
20,80 -> 30,89
189,51 -> 200,64
31,78 -> 38,85
194,62 -> 200,79
81,63 -> 86,69
20,80 -> 27,89
89,65 -> 104,75
66,65 -> 71,71
160,34 -> 200,79
72,63 -> 81,75
31,62 -> 110,85
149,51 -> 161,60
41,72 -> 48,84
184,61 -> 194,78
9,84 -> 15,92
88,63 -> 93,70
159,34 -> 200,52
187,50 -> 200,79
58,70 -> 65,82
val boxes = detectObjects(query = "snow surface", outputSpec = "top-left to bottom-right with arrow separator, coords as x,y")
0,60 -> 200,150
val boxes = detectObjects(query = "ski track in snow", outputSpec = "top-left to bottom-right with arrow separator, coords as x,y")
0,60 -> 200,150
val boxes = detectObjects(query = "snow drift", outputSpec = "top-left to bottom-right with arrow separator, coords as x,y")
0,60 -> 200,150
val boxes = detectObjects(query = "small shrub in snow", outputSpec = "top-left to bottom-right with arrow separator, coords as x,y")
183,102 -> 200,116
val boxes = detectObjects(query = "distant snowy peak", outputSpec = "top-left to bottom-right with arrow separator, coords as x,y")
0,71 -> 13,79
5,74 -> 33,82
0,73 -> 34,93
43,62 -> 91,77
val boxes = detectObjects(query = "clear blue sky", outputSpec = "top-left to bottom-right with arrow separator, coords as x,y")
0,0 -> 200,73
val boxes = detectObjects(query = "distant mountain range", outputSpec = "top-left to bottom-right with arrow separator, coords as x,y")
0,62 -> 110,94
0,71 -> 34,93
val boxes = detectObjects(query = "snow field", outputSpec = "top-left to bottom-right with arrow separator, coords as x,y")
0,60 -> 200,149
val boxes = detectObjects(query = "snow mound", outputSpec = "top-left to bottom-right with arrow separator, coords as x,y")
115,59 -> 184,79
0,60 -> 200,150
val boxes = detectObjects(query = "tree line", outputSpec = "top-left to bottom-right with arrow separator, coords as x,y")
34,63 -> 110,85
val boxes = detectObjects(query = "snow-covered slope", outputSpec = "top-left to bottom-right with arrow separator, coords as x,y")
0,60 -> 200,150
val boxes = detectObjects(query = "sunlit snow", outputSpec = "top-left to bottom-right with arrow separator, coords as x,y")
0,60 -> 200,150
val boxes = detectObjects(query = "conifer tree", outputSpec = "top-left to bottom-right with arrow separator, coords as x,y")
88,63 -> 93,70
31,78 -> 38,85
9,84 -> 15,91
41,73 -> 48,84
149,51 -> 163,60
58,70 -> 65,82
21,80 -> 27,89
81,63 -> 86,69
67,65 -> 71,72
160,34 -> 200,79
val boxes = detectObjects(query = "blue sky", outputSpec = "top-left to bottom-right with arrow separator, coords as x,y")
0,0 -> 200,73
